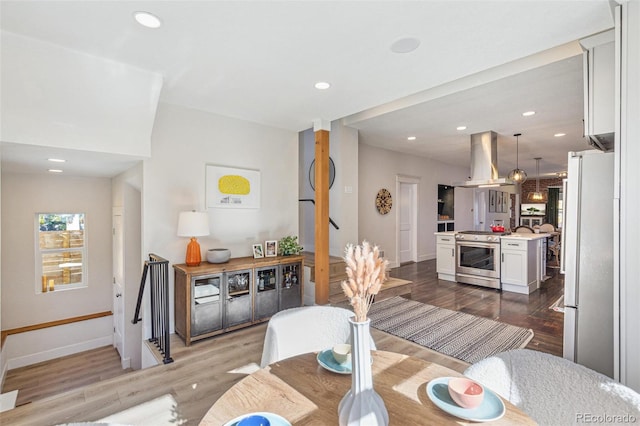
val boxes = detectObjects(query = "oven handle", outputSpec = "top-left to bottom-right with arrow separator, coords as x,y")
456,241 -> 499,249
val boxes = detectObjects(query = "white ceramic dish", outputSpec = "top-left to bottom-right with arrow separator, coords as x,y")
223,411 -> 291,426
426,377 -> 505,422
317,349 -> 352,374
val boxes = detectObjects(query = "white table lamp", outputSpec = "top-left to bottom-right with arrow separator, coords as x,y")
177,211 -> 210,266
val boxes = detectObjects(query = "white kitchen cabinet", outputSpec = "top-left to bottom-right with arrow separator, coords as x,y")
520,216 -> 544,228
580,30 -> 615,151
501,237 -> 537,294
436,234 -> 456,281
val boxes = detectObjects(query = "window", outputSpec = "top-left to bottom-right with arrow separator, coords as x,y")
36,213 -> 86,292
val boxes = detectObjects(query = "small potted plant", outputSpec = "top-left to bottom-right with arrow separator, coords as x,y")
279,235 -> 303,256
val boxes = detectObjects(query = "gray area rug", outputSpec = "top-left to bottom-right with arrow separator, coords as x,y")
368,296 -> 534,364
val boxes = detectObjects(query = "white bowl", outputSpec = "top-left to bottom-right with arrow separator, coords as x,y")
207,248 -> 231,263
332,343 -> 352,365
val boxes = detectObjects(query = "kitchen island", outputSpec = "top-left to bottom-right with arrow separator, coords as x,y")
500,233 -> 549,294
435,231 -> 551,294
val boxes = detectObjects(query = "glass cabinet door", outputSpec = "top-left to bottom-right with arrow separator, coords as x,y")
224,269 -> 252,327
255,266 -> 278,320
279,262 -> 301,310
191,274 -> 223,336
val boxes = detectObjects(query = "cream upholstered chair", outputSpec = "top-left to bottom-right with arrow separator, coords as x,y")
539,223 -> 555,233
260,305 -> 376,368
514,226 -> 534,233
464,349 -> 640,425
540,223 -> 561,266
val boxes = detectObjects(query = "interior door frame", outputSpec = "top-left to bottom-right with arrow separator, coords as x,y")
395,175 -> 419,266
112,206 -> 127,368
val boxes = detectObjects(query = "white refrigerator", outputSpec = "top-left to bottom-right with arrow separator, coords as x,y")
562,149 -> 614,377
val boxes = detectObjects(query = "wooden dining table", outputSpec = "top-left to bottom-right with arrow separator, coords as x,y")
200,350 -> 535,425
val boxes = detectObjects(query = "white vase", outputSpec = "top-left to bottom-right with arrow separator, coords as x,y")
338,317 -> 389,426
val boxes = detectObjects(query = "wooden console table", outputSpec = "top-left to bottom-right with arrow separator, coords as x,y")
174,255 -> 303,345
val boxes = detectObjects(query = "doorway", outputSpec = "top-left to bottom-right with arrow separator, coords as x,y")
112,207 -> 125,364
396,176 -> 419,264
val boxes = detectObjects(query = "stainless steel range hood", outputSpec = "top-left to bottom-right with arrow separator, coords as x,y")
454,131 -> 515,188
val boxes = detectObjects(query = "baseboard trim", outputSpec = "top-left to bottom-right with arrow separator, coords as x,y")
6,335 -> 113,370
419,253 -> 435,262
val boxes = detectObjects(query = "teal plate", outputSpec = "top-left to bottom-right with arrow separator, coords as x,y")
317,349 -> 352,374
223,412 -> 291,426
426,377 -> 506,422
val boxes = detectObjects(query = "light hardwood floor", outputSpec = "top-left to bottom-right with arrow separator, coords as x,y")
0,259 -> 563,425
2,346 -> 132,408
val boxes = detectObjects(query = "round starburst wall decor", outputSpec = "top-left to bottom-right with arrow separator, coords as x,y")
375,188 -> 392,215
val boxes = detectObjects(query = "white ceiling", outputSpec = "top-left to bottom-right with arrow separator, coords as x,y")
0,1 -> 615,178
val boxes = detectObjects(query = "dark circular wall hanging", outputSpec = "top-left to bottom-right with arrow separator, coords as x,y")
376,188 -> 392,214
308,157 -> 336,191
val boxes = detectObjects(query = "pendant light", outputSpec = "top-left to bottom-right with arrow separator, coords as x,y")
508,133 -> 527,184
528,157 -> 545,201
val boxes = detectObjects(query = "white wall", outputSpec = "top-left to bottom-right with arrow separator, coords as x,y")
473,187 -> 517,231
299,122 -> 360,257
298,129 -> 315,252
1,173 -> 113,328
329,122 -> 360,254
142,102 -> 299,337
358,144 -> 473,267
0,152 -> 3,386
0,31 -> 161,157
0,173 -> 113,370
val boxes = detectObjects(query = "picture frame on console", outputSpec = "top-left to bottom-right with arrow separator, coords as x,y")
252,243 -> 264,259
265,240 -> 277,257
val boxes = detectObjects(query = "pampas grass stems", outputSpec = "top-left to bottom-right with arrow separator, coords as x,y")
341,240 -> 388,322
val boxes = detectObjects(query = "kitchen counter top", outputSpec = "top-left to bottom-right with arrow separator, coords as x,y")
502,233 -> 551,241
433,231 -> 554,240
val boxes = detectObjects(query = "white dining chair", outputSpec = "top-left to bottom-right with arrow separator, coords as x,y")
539,223 -> 555,233
260,305 -> 376,368
464,349 -> 640,425
514,226 -> 534,233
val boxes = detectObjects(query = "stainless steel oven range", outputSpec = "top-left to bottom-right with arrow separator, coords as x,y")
455,231 -> 509,290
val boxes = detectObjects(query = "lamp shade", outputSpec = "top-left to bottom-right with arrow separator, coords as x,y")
527,157 -> 546,202
177,211 -> 210,237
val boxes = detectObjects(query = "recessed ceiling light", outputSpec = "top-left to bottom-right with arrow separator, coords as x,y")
48,158 -> 66,163
48,169 -> 63,173
522,111 -> 536,117
133,11 -> 162,29
390,37 -> 421,54
456,126 -> 467,131
407,136 -> 416,141
314,81 -> 331,90
554,133 -> 566,137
